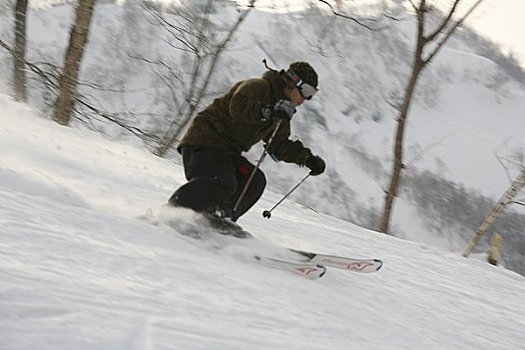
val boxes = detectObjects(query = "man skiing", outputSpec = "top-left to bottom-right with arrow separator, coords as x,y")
168,61 -> 325,230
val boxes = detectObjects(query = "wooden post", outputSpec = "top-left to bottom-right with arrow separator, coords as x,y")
487,232 -> 503,266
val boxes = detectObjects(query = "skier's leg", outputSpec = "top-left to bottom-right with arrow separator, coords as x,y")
230,157 -> 266,221
169,177 -> 234,213
169,146 -> 237,213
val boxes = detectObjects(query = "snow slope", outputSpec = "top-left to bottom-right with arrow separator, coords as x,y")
1,95 -> 525,349
5,1 -> 524,225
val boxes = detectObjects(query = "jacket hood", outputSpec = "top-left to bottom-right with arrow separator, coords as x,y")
261,70 -> 286,101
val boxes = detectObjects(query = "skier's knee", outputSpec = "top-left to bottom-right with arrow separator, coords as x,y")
169,176 -> 236,211
251,169 -> 266,194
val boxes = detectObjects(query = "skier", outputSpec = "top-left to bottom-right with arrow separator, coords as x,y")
168,61 -> 326,232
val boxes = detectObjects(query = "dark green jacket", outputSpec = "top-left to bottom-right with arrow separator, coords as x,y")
179,70 -> 312,164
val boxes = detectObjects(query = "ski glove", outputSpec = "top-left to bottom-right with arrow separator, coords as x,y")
305,155 -> 326,176
260,99 -> 296,122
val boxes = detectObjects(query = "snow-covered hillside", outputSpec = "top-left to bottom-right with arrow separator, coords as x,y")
0,1 -> 525,273
1,2 -> 525,270
2,92 -> 525,349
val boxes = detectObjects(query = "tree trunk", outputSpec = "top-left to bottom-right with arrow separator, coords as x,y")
52,0 -> 96,126
378,4 -> 426,234
13,0 -> 28,102
378,63 -> 423,233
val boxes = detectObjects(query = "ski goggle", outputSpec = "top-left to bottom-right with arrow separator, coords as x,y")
298,82 -> 318,100
286,68 -> 318,100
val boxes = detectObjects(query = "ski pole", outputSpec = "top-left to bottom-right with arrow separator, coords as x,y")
232,119 -> 283,218
262,173 -> 310,219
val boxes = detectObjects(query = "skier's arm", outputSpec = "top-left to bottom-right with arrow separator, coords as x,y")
265,123 -> 312,165
229,79 -> 270,125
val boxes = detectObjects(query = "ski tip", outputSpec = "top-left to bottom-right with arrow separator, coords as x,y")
374,259 -> 383,271
318,265 -> 327,278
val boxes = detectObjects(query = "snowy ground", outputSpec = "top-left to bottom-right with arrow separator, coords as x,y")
1,94 -> 525,349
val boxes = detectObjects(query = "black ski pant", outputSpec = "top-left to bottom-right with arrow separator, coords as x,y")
168,145 -> 266,221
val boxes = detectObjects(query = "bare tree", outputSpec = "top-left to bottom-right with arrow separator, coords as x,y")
378,0 -> 484,234
139,0 -> 256,157
52,0 -> 97,126
463,168 -> 525,257
13,0 -> 28,102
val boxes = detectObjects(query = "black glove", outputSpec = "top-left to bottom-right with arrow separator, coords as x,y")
305,155 -> 325,176
261,99 -> 296,122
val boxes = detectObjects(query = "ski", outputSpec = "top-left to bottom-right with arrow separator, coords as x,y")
141,209 -> 379,277
288,249 -> 383,273
254,255 -> 327,280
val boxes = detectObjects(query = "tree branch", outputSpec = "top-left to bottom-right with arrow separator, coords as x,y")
426,0 -> 461,43
424,0 -> 485,65
318,0 -> 382,31
0,38 -> 11,51
77,100 -> 160,141
408,0 -> 418,12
